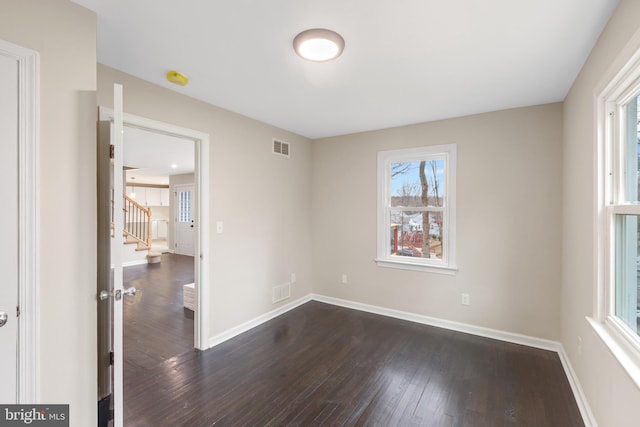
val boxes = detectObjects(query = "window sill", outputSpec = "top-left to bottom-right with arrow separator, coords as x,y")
375,258 -> 458,275
587,316 -> 640,390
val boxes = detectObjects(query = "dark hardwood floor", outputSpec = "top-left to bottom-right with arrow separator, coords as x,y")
123,254 -> 194,373
124,260 -> 583,426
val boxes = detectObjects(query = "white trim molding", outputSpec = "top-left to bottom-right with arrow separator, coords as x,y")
0,38 -> 40,404
99,108 -> 211,351
207,295 -> 312,348
310,294 -> 596,427
557,343 -> 598,427
592,28 -> 640,394
201,292 -> 595,427
376,143 -> 457,274
311,294 -> 560,350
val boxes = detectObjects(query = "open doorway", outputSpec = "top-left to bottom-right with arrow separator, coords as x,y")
97,106 -> 210,426
122,127 -> 195,264
121,127 -> 197,369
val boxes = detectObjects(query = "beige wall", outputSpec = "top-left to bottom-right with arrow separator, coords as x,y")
562,0 -> 640,425
4,1 -> 639,425
0,0 -> 97,425
97,65 -> 314,336
312,103 -> 563,340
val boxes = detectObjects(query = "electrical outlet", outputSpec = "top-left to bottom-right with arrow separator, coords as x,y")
341,274 -> 348,284
461,293 -> 470,306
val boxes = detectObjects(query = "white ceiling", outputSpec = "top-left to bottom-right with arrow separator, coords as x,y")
74,0 -> 619,139
124,126 -> 194,184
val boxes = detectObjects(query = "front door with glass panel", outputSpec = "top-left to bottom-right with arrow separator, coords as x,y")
174,184 -> 195,256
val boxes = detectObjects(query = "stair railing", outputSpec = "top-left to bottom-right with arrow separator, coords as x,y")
123,194 -> 152,249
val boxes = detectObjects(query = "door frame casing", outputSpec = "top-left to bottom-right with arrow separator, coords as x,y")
0,38 -> 40,404
98,108 -> 210,350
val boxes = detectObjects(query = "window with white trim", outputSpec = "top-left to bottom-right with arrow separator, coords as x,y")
595,46 -> 640,386
376,144 -> 457,274
609,94 -> 640,335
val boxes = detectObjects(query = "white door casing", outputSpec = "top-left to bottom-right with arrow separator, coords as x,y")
109,84 -> 126,427
98,109 -> 210,351
97,106 -> 210,424
0,43 -> 20,405
0,39 -> 39,404
174,184 -> 196,256
97,84 -> 128,427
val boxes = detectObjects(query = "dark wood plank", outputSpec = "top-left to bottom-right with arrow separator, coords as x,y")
123,254 -> 194,381
123,285 -> 584,427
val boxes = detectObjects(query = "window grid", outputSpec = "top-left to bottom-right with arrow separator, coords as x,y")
178,191 -> 191,223
376,144 -> 457,274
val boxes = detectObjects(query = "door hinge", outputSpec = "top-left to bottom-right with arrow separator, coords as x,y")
109,144 -> 115,159
109,352 -> 114,366
16,306 -> 20,318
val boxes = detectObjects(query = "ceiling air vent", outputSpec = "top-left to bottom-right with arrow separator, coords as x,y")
272,139 -> 290,158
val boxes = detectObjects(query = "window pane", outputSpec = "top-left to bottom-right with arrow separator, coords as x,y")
389,210 -> 443,259
625,94 -> 640,202
615,214 -> 640,338
178,191 -> 191,222
390,160 -> 445,208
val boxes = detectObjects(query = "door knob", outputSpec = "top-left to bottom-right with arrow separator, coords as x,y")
122,287 -> 137,297
99,287 -> 137,301
0,312 -> 7,327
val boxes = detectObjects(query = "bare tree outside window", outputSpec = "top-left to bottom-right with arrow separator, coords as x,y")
429,160 -> 441,207
419,161 -> 430,256
390,159 -> 444,259
378,144 -> 456,272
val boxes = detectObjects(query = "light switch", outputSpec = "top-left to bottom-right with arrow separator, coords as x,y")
216,221 -> 223,234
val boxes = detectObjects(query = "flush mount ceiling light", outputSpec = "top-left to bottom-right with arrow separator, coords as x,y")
293,28 -> 345,62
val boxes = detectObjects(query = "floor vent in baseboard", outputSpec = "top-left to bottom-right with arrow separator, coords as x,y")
272,283 -> 291,303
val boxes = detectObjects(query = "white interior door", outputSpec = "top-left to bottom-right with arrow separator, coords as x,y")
0,46 -> 19,404
174,184 -> 196,256
111,84 -> 125,427
98,84 -> 134,427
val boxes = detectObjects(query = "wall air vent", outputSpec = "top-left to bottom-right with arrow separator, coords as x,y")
272,139 -> 290,158
272,283 -> 291,303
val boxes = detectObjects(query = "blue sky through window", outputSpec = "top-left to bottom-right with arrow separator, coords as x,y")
391,160 -> 445,199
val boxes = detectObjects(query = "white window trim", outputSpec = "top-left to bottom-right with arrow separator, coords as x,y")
594,38 -> 640,389
375,144 -> 457,274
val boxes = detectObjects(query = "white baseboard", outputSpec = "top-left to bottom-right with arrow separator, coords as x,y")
310,294 -> 560,350
309,294 -> 596,427
557,345 -> 598,427
207,295 -> 312,348
202,292 -> 595,427
123,259 -> 148,267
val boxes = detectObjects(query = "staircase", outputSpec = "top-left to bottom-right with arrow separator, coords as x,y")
120,194 -> 161,265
